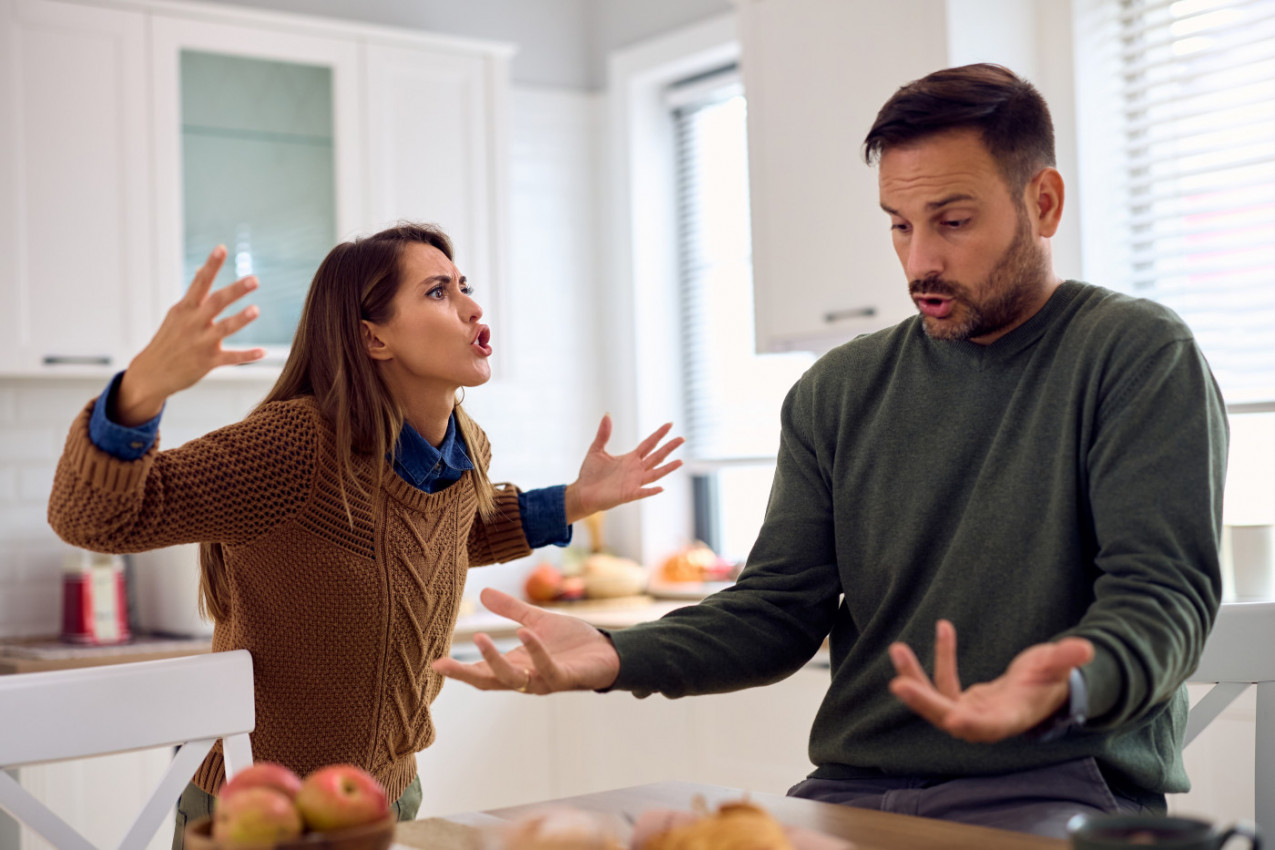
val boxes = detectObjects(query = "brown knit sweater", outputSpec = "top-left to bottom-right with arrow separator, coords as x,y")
48,396 -> 532,800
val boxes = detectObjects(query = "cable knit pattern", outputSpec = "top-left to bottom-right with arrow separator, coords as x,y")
48,396 -> 532,800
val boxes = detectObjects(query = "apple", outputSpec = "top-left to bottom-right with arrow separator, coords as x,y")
295,764 -> 390,832
221,762 -> 303,801
212,787 -> 304,846
523,562 -> 564,603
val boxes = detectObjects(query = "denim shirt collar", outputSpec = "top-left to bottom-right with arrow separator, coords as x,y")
393,413 -> 473,489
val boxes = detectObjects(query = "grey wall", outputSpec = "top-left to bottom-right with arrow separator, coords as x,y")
192,0 -> 732,88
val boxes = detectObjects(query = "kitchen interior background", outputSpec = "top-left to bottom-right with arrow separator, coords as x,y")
1,0 -> 1272,641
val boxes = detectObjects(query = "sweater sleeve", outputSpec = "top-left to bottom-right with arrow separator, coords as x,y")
461,424 -> 533,566
48,398 -> 319,552
1067,334 -> 1228,728
610,377 -> 843,698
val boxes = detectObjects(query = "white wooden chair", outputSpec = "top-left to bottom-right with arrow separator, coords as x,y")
1185,601 -> 1275,838
0,650 -> 254,850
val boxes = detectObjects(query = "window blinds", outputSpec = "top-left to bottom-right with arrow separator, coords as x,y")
1106,0 -> 1275,404
669,70 -> 813,463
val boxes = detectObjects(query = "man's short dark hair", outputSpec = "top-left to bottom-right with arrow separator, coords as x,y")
862,63 -> 1056,196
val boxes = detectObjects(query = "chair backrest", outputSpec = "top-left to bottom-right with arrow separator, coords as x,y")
0,649 -> 254,850
1185,601 -> 1275,840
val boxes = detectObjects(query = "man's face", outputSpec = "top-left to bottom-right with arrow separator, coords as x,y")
878,129 -> 1053,344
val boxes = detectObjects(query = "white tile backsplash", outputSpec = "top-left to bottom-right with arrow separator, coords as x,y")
0,86 -> 604,638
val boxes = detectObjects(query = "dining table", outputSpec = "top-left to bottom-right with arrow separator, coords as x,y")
393,780 -> 1070,849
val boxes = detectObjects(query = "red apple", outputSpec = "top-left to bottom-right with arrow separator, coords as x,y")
221,761 -> 303,801
523,563 -> 564,603
295,764 -> 390,832
212,787 -> 303,846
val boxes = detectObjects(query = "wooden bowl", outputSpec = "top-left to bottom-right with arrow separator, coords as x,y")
184,815 -> 395,850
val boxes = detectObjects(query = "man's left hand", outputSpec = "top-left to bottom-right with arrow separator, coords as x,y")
888,620 -> 1094,743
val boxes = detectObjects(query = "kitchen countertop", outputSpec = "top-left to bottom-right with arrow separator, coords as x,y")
0,594 -> 702,675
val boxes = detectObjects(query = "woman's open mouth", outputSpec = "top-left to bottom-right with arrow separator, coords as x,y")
471,325 -> 493,356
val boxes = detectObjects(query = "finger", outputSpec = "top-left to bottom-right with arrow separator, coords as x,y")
517,628 -> 565,692
1039,637 -> 1095,677
479,586 -> 540,625
933,620 -> 961,698
628,486 -> 664,501
589,414 -> 612,453
888,641 -> 930,684
644,459 -> 683,484
889,675 -> 955,728
430,656 -> 500,690
217,348 -> 268,368
185,245 -> 227,304
643,437 -> 685,469
215,304 -> 260,339
634,422 -> 674,458
472,632 -> 530,690
204,275 -> 259,318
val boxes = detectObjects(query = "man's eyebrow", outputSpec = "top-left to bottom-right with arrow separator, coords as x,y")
880,194 -> 978,217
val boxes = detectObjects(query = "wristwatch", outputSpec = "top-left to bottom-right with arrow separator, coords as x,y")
1030,668 -> 1089,742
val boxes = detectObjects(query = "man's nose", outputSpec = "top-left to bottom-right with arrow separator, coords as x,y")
904,231 -> 944,283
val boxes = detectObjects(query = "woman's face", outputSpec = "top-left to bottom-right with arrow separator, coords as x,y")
362,241 -> 493,396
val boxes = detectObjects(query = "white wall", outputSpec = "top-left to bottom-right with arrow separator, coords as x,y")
0,84 -> 604,638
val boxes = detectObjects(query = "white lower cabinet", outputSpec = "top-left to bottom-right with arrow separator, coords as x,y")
414,664 -> 830,818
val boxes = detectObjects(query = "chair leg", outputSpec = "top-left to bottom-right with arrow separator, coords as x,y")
114,738 -> 215,850
1258,682 -> 1274,841
0,770 -> 97,850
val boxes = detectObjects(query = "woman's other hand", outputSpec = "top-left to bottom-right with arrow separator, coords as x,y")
563,415 -> 684,524
116,245 -> 266,425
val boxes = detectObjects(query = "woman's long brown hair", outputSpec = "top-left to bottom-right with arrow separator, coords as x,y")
199,222 -> 496,621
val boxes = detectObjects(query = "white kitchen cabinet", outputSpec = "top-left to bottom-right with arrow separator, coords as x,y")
365,39 -> 511,334
0,0 -> 153,376
413,662 -> 827,818
736,0 -> 949,354
0,0 -> 511,377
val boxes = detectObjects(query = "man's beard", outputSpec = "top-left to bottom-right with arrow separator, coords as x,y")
910,211 -> 1049,342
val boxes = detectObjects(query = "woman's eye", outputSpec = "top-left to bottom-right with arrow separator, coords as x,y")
460,283 -> 475,296
427,287 -> 446,299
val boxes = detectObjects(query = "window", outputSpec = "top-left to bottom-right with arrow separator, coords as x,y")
1075,0 -> 1275,407
668,69 -> 814,563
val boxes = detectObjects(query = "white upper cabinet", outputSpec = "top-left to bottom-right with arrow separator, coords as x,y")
737,0 -> 950,354
0,0 -> 152,375
0,0 -> 511,376
365,39 -> 512,330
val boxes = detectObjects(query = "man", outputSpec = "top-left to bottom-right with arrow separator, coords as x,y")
433,64 -> 1228,838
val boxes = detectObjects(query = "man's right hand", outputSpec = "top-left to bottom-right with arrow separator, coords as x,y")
431,587 -> 621,694
115,245 -> 265,426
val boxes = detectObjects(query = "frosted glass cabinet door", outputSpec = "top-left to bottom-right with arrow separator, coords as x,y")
0,0 -> 152,375
150,14 -> 365,361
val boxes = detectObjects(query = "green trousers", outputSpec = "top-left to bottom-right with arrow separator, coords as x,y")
171,775 -> 423,850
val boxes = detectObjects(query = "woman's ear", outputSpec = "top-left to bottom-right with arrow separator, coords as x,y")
361,320 -> 391,361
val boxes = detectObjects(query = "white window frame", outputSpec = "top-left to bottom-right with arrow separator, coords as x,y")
603,15 -> 740,567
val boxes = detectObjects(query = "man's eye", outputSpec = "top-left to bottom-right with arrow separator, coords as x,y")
891,222 -> 910,233
943,219 -> 969,229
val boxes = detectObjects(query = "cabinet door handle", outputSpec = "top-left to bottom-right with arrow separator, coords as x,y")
824,307 -> 877,324
43,355 -> 112,366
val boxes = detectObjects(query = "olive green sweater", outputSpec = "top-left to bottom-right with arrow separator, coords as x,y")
48,397 -> 532,799
612,282 -> 1228,795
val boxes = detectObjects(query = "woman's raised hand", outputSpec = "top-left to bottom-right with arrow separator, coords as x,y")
563,415 -> 684,524
115,246 -> 266,425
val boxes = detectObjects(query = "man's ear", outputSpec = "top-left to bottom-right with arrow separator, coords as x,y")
361,320 -> 391,361
1027,168 -> 1065,239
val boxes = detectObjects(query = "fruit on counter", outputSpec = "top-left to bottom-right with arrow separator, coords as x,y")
294,763 -> 391,832
499,805 -> 624,850
221,761 -> 303,801
658,541 -> 733,583
559,574 -> 586,601
524,562 -> 565,603
638,800 -> 794,850
212,786 -> 304,846
580,553 -> 646,599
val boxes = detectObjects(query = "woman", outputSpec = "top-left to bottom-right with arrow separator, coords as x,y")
47,223 -> 682,843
